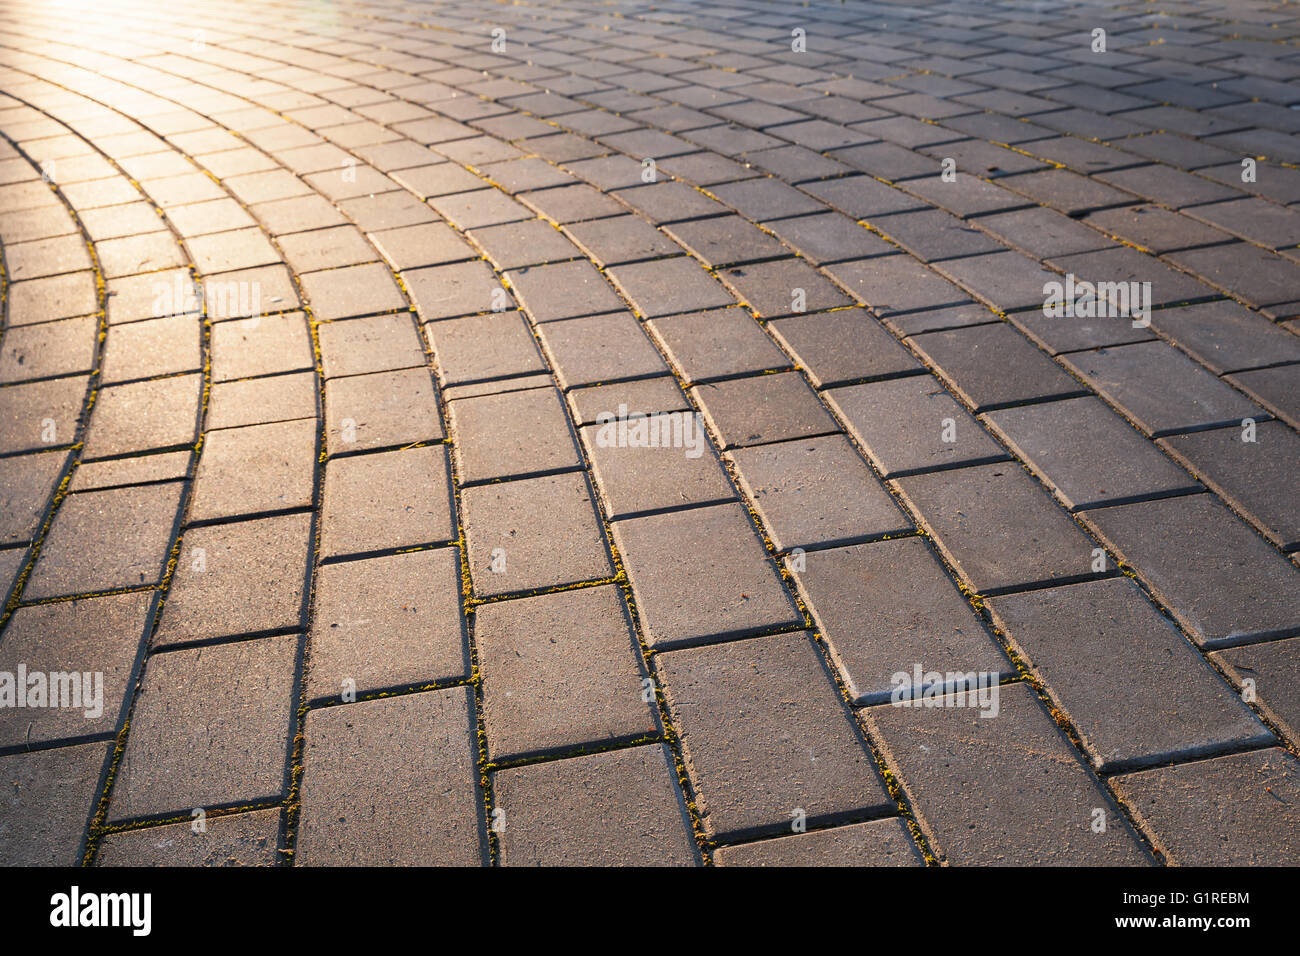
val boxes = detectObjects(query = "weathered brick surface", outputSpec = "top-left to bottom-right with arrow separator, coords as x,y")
1111,749 -> 1300,866
110,636 -> 299,820
4,0 -> 1298,867
713,817 -> 922,867
297,689 -> 483,866
657,631 -> 893,840
986,578 -> 1270,772
866,681 -> 1149,865
494,745 -> 697,866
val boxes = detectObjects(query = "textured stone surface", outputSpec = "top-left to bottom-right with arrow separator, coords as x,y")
612,501 -> 800,649
713,817 -> 922,867
110,635 -> 299,820
6,0 -> 1299,868
1083,494 -> 1300,647
657,631 -> 892,840
866,681 -> 1148,865
476,585 -> 656,760
1111,749 -> 1300,866
987,578 -> 1270,772
494,745 -> 697,866
296,689 -> 483,865
96,808 -> 283,867
790,537 -> 1008,705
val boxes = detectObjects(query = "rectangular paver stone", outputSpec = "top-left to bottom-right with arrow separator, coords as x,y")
657,631 -> 892,840
612,501 -> 800,649
865,681 -> 1148,865
987,578 -> 1270,772
296,688 -> 483,865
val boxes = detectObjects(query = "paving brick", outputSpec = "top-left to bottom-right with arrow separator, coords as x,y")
893,462 -> 1097,594
505,259 -> 625,322
83,374 -> 202,459
67,451 -> 191,493
760,211 -> 894,265
825,376 -> 1008,478
0,449 -> 68,545
718,258 -> 852,318
1061,341 -> 1263,437
317,312 -> 425,380
866,208 -> 1005,262
772,310 -> 921,390
1166,243 -> 1300,312
606,256 -> 736,318
663,215 -> 786,268
369,222 -> 475,270
405,260 -> 508,322
449,386 -> 580,483
0,591 -> 155,748
95,807 -> 282,866
322,366 -> 442,455
578,411 -> 733,520
975,206 -> 1114,259
982,396 -> 1201,511
477,585 -> 655,760
824,255 -> 968,316
155,513 -> 311,648
1159,421 -> 1299,550
1110,748 -> 1300,866
1082,494 -> 1300,647
648,307 -> 790,384
425,310 -> 546,387
1000,168 -> 1137,216
568,376 -> 691,427
536,311 -> 669,389
1225,364 -> 1300,429
864,681 -> 1147,865
462,471 -> 612,597
320,445 -> 454,558
727,434 -> 909,550
0,315 -> 95,384
25,481 -> 183,600
296,688 -> 482,865
713,817 -> 922,867
790,536 -> 1006,705
110,635 -> 298,820
185,227 -> 280,275
7,271 -> 97,327
468,218 -> 581,271
987,578 -> 1269,772
802,176 -> 925,219
299,262 -> 405,321
494,744 -> 696,866
611,501 -> 799,649
211,313 -> 314,382
657,631 -> 891,840
690,371 -> 838,449
101,314 -> 202,385
1148,299 -> 1300,375
308,547 -> 467,700
1210,637 -> 1300,747
932,250 -> 1061,314
207,371 -> 318,431
0,742 -> 108,865
563,214 -> 683,267
190,418 -> 317,522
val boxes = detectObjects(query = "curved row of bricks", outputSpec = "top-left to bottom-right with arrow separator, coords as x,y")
0,0 -> 1297,865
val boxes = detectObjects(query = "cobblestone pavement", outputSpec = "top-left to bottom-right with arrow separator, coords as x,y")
0,0 -> 1298,868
